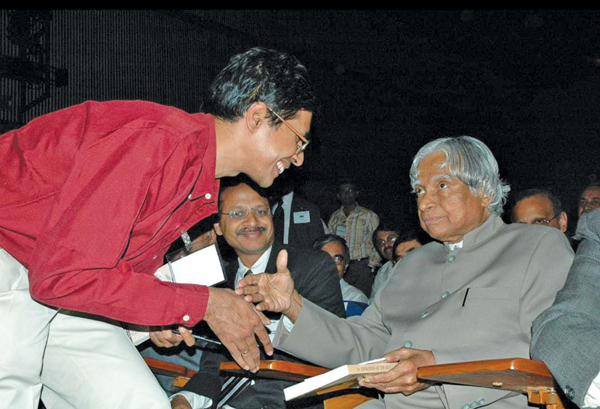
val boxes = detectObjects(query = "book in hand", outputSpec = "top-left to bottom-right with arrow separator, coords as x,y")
125,243 -> 226,346
283,358 -> 397,401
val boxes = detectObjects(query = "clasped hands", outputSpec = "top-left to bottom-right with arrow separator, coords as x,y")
149,250 -> 296,373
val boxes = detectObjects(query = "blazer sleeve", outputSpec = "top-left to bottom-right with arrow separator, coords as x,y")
531,212 -> 600,407
289,249 -> 346,318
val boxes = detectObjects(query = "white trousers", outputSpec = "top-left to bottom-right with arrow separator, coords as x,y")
0,248 -> 171,409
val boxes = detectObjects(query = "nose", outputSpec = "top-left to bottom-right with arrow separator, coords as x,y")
244,211 -> 260,226
418,190 -> 435,212
291,151 -> 305,167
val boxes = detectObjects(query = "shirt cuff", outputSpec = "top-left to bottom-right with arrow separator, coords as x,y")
584,371 -> 600,407
169,391 -> 213,409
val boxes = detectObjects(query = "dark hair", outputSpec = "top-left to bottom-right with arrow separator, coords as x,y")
217,174 -> 268,213
510,188 -> 564,222
204,47 -> 317,123
312,234 -> 349,261
371,224 -> 402,247
580,179 -> 600,197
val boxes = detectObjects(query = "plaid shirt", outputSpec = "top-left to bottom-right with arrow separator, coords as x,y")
328,204 -> 380,263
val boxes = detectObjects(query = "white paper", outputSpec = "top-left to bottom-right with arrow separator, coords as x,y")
125,244 -> 225,345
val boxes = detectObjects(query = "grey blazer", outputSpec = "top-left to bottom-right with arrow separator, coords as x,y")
531,209 -> 600,408
274,215 -> 574,409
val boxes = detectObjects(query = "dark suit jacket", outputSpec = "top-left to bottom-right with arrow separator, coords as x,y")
273,193 -> 326,250
183,240 -> 345,409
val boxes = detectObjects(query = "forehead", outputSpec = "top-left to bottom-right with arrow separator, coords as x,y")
220,184 -> 268,208
416,152 -> 453,183
514,194 -> 553,215
338,183 -> 356,190
376,231 -> 397,239
582,187 -> 600,198
322,240 -> 345,255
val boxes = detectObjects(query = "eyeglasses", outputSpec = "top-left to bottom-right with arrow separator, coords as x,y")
375,235 -> 398,248
333,255 -> 346,264
266,106 -> 309,155
220,207 -> 271,220
530,214 -> 559,226
579,198 -> 600,210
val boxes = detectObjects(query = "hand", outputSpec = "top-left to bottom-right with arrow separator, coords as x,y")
149,326 -> 195,348
235,250 -> 302,320
358,348 -> 436,395
204,287 -> 274,372
170,394 -> 192,409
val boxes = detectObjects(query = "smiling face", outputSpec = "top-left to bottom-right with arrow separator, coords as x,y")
414,152 -> 491,243
248,108 -> 312,188
214,183 -> 274,266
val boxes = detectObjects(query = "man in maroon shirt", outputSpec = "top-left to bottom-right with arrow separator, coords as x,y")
0,47 -> 316,409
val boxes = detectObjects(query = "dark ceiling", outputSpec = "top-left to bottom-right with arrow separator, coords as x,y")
186,10 -> 600,228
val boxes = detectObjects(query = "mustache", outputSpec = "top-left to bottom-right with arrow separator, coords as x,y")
236,226 -> 267,235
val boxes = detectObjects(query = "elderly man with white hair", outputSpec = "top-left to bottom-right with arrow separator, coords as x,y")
237,136 -> 574,409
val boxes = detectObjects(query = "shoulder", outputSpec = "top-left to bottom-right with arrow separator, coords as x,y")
285,246 -> 333,270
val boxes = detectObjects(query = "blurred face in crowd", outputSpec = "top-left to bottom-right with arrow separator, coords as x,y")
513,194 -> 567,232
393,239 -> 422,261
374,231 -> 398,261
321,240 -> 348,279
214,183 -> 274,264
578,186 -> 600,217
337,183 -> 359,206
415,152 -> 491,243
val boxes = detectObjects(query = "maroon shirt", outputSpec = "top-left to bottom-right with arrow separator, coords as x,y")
0,100 -> 219,326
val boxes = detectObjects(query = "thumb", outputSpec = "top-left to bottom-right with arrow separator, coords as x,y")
276,249 -> 290,274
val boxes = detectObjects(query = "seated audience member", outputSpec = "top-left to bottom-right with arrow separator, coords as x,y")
269,172 -> 328,249
578,180 -> 600,218
391,230 -> 425,262
170,175 -> 345,409
369,229 -> 424,303
238,136 -> 574,409
531,208 -> 600,409
328,179 -> 380,298
510,188 -> 568,232
312,234 -> 370,309
372,225 -> 401,274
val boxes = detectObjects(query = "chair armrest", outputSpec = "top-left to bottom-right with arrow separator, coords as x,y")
219,360 -> 329,382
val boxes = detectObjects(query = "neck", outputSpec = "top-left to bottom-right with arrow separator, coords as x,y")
238,253 -> 262,269
342,203 -> 356,215
214,118 -> 245,179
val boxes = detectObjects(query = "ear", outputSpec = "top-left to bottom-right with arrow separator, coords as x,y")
244,102 -> 269,134
213,222 -> 223,236
478,191 -> 492,208
558,211 -> 568,233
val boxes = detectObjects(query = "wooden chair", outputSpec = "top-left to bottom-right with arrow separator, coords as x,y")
417,358 -> 564,409
145,357 -> 563,409
144,357 -> 374,408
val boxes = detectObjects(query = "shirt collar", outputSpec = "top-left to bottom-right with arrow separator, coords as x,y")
443,214 -> 502,251
235,245 -> 273,287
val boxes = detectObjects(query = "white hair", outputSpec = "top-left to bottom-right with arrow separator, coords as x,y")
410,136 -> 511,215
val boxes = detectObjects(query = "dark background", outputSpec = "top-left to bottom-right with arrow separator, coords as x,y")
2,10 -> 599,235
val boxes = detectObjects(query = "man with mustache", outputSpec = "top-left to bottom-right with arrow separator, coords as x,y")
238,136 -> 574,409
170,175 -> 345,409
